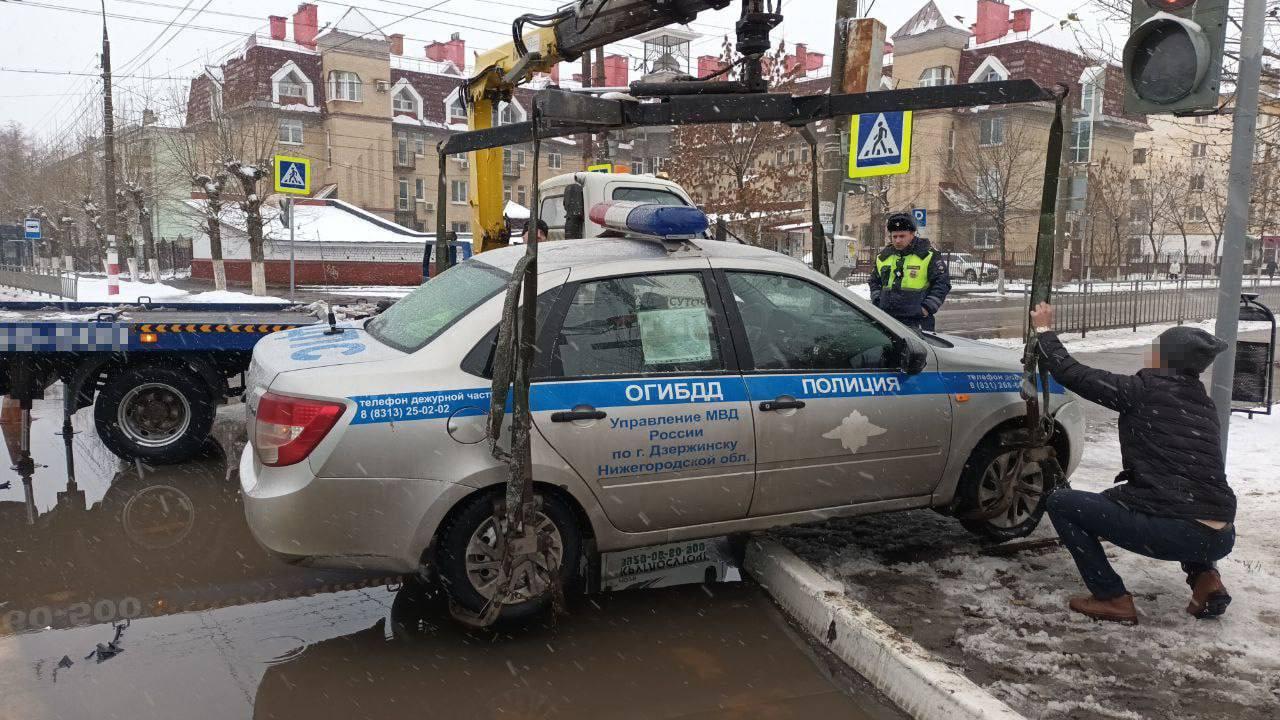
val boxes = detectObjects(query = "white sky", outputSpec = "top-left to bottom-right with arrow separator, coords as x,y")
0,0 -> 1110,143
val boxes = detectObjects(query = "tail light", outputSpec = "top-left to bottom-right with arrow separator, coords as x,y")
255,392 -> 346,467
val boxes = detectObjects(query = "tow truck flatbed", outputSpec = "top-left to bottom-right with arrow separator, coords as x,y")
0,301 -> 320,463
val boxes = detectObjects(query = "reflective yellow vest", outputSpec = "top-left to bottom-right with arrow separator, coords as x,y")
876,250 -> 935,291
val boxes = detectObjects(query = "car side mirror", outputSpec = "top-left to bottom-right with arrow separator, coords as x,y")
564,184 -> 585,238
896,336 -> 928,375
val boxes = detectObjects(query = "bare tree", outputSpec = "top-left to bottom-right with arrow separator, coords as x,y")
947,115 -> 1046,292
226,157 -> 272,296
667,40 -> 807,246
1079,155 -> 1134,278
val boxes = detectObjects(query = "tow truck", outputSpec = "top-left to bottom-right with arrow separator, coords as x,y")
407,0 -> 1075,624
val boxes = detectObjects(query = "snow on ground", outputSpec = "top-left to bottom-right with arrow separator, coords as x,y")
953,277 -> 1280,298
0,277 -> 286,304
772,407 -> 1280,720
978,319 -> 1274,354
298,284 -> 416,299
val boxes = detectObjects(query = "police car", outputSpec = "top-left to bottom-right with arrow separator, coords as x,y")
240,202 -> 1085,619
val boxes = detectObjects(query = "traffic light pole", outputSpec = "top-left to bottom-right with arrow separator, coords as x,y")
1209,0 -> 1268,452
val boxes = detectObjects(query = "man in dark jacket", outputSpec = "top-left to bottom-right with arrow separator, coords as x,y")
1031,302 -> 1237,625
868,213 -> 950,330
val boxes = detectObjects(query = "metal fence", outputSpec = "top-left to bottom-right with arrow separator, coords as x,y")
1044,281 -> 1280,337
64,236 -> 194,278
0,264 -> 78,300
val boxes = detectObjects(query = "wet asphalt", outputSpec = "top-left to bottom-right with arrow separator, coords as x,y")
0,391 -> 907,720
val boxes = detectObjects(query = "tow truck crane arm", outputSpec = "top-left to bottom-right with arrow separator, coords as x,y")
452,0 -> 747,254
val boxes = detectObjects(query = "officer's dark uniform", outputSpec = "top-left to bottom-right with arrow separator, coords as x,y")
867,213 -> 951,331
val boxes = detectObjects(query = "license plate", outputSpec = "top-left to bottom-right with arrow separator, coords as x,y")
600,537 -> 740,592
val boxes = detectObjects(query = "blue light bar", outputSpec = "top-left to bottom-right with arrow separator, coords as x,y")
589,201 -> 708,240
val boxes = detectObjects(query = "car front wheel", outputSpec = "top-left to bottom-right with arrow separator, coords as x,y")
956,441 -> 1059,542
436,490 -> 581,622
964,269 -> 977,282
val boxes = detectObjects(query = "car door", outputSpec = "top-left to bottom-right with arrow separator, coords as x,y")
716,268 -> 952,517
530,269 -> 756,533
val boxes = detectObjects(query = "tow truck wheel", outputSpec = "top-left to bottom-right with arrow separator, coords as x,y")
94,366 -> 215,465
436,490 -> 581,623
956,441 -> 1053,543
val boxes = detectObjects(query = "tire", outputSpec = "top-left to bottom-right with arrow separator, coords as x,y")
435,490 -> 581,623
956,439 -> 1058,543
964,269 -> 977,282
94,365 -> 216,465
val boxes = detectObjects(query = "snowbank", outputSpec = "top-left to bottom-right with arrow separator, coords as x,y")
0,277 -> 286,305
980,319 -> 1273,353
772,407 -> 1280,720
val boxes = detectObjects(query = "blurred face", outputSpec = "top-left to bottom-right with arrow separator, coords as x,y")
1144,341 -> 1162,369
889,231 -> 915,251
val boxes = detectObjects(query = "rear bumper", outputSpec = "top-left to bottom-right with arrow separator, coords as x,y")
1055,399 -> 1086,478
239,446 -> 464,573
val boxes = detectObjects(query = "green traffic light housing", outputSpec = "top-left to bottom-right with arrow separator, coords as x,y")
1122,0 -> 1230,116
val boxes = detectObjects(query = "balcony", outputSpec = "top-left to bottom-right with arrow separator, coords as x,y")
502,161 -> 521,177
394,209 -> 417,228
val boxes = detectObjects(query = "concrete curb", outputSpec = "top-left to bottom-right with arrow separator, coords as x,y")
745,539 -> 1026,720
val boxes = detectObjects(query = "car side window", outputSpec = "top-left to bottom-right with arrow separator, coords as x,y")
726,272 -> 895,372
547,273 -> 723,378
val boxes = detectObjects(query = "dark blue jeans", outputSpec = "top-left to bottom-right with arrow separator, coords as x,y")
1046,489 -> 1235,600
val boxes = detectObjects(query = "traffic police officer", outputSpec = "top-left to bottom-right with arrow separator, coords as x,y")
868,212 -> 951,331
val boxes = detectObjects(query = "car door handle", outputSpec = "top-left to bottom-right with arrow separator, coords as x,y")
759,399 -> 806,412
551,409 -> 607,423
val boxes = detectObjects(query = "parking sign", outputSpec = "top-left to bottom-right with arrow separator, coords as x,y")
912,208 -> 927,228
274,155 -> 311,195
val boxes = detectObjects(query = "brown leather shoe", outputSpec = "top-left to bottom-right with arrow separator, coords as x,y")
1068,593 -> 1138,625
1187,570 -> 1231,619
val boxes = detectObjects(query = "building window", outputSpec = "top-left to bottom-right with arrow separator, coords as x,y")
330,71 -> 362,102
277,72 -> 306,100
1133,147 -> 1148,165
448,97 -> 467,122
504,187 -> 512,202
979,115 -> 1005,146
498,103 -> 522,125
1194,114 -> 1210,126
277,118 -> 303,145
1071,119 -> 1093,164
517,185 -> 527,206
451,221 -> 469,234
393,88 -> 418,115
548,152 -> 562,170
1190,174 -> 1205,192
1130,178 -> 1146,195
397,179 -> 410,211
454,153 -> 469,169
1191,142 -> 1207,158
973,223 -> 997,250
209,84 -> 222,119
982,69 -> 1003,83
414,134 -> 425,155
1188,206 -> 1205,221
450,179 -> 468,204
977,169 -> 1001,200
918,66 -> 954,88
415,178 -> 425,201
802,147 -> 810,163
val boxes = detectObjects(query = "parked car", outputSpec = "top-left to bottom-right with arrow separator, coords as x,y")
240,207 -> 1085,621
943,252 -> 999,282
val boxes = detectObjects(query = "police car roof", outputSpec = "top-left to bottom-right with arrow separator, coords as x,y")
473,237 -> 798,275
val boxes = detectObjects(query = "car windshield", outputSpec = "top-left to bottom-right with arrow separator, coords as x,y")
366,261 -> 510,353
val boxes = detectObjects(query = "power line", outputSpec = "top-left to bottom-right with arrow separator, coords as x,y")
0,66 -> 193,79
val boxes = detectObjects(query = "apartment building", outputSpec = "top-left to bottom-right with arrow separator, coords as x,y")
183,4 -> 588,237
847,0 -> 1147,275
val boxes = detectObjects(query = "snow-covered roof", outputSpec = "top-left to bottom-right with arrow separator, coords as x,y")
894,1 -> 969,40
183,198 -> 467,245
940,183 -> 977,213
969,21 -> 1087,55
504,201 -> 530,220
322,7 -> 384,41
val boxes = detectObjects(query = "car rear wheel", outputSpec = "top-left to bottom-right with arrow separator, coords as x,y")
94,366 -> 215,464
956,441 -> 1056,542
964,269 -> 977,282
436,490 -> 580,623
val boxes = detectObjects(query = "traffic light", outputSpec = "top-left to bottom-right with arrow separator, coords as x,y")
1122,0 -> 1230,116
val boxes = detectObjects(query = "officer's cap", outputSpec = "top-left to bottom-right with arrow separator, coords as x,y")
887,213 -> 917,233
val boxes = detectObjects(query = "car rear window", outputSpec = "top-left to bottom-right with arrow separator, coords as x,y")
366,261 -> 510,353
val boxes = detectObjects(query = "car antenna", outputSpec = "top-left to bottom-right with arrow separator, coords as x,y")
322,301 -> 341,335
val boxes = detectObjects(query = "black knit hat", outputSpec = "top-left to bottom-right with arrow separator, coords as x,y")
1157,326 -> 1228,374
887,213 -> 916,233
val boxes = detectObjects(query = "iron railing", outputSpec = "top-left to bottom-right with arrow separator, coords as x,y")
0,264 -> 78,300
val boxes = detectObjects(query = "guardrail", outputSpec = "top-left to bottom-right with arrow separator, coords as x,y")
0,265 -> 78,301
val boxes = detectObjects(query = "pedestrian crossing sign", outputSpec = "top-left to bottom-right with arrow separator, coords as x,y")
274,155 -> 310,195
848,111 -> 912,179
